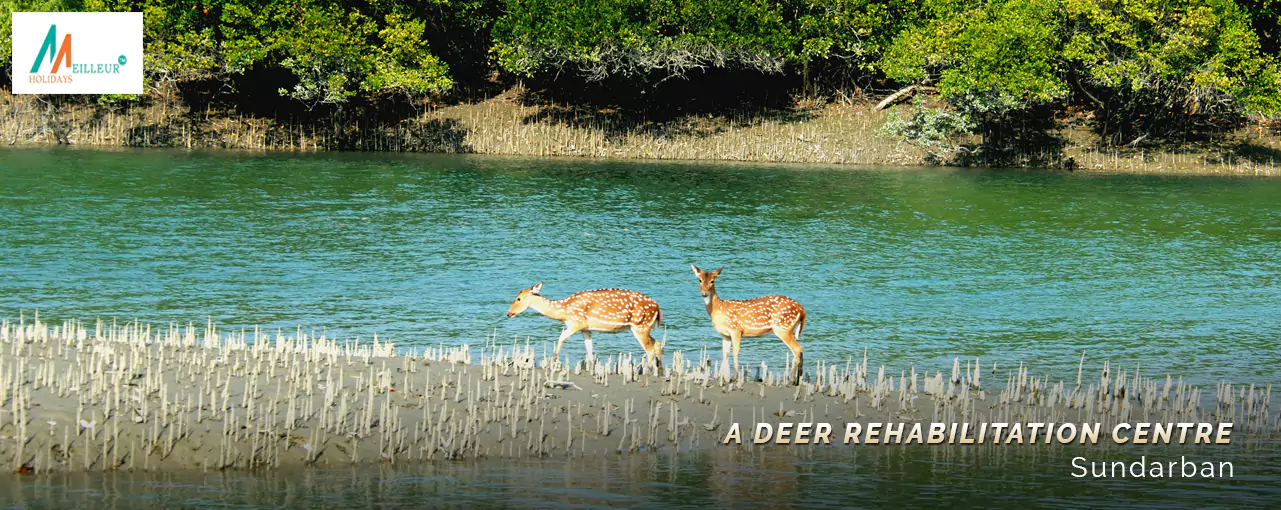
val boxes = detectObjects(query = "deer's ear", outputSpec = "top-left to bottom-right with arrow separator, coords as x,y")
711,267 -> 724,277
690,264 -> 701,276
531,282 -> 543,294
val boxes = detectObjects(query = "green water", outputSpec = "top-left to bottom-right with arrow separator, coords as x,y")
1,148 -> 1277,388
1,148 -> 1279,507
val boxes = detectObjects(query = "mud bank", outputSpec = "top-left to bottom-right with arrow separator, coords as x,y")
4,90 -> 1280,176
0,315 -> 1274,474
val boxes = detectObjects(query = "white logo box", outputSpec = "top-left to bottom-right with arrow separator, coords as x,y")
11,11 -> 144,94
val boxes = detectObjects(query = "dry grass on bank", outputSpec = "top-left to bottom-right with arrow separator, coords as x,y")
3,88 -> 1280,176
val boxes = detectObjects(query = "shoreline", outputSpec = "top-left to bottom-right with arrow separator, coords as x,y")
7,143 -> 1279,182
1,316 -> 1275,474
4,90 -> 1279,177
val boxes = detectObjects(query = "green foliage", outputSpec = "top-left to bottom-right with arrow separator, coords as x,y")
876,95 -> 976,151
794,0 -> 942,69
1062,0 -> 1281,116
0,0 -> 77,69
1237,0 -> 1279,54
3,0 -> 1279,146
492,0 -> 800,80
883,0 -> 1069,109
490,0 -> 951,80
4,0 -> 456,106
95,93 -> 141,106
163,0 -> 456,106
262,5 -> 453,106
880,0 -> 1281,144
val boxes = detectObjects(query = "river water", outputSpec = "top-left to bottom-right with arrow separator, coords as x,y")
1,148 -> 1279,507
2,148 -> 1277,387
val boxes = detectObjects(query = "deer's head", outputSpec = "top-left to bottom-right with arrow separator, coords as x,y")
645,326 -> 667,375
691,264 -> 724,305
506,282 -> 543,318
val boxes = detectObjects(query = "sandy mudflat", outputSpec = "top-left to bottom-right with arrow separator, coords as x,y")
0,317 -> 1273,473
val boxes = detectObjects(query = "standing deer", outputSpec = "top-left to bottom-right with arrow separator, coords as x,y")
691,265 -> 807,385
506,283 -> 665,373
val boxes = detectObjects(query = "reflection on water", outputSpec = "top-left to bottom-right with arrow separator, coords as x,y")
1,148 -> 1279,390
2,443 -> 1278,509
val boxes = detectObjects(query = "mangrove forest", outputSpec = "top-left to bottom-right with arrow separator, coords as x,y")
2,0 -> 1280,168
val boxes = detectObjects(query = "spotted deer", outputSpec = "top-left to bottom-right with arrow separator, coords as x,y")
506,283 -> 665,372
691,265 -> 807,385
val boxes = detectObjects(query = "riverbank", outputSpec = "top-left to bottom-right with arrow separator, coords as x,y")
4,89 -> 1279,176
0,315 -> 1274,474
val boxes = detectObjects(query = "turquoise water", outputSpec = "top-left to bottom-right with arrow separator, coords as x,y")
0,148 -> 1278,390
1,147 -> 1279,507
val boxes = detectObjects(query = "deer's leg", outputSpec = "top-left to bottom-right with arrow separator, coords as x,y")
720,335 -> 731,378
730,331 -> 743,382
775,326 -> 804,385
652,334 -> 664,374
582,331 -> 594,360
554,323 -> 583,359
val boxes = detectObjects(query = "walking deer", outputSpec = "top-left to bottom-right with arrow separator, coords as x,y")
691,265 -> 807,385
506,283 -> 665,373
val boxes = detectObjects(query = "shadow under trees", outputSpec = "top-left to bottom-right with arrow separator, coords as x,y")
514,67 -> 819,140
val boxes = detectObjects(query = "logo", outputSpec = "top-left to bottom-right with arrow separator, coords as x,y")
12,12 -> 143,94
